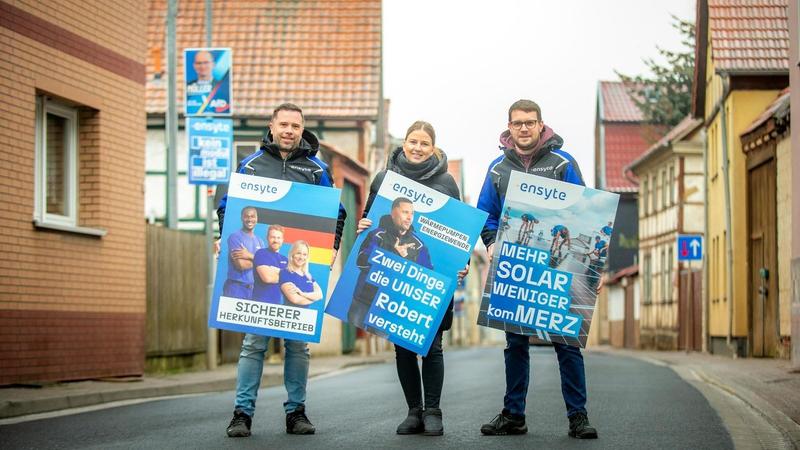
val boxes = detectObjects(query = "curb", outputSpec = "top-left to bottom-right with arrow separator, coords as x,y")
692,368 -> 800,448
0,375 -> 276,420
0,357 -> 393,420
594,348 -> 800,449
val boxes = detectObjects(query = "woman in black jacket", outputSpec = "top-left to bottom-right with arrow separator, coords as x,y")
357,121 -> 467,436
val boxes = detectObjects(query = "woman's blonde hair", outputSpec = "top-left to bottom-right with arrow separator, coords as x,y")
287,240 -> 312,279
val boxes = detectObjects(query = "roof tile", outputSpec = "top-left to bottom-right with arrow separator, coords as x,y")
708,0 -> 789,72
146,0 -> 381,118
599,81 -> 645,122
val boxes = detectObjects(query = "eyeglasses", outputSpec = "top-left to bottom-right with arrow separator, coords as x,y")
509,120 -> 540,130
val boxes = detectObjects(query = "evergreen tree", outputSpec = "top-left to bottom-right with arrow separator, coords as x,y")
616,17 -> 695,127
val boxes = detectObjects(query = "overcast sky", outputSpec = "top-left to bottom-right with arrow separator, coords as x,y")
383,0 -> 696,202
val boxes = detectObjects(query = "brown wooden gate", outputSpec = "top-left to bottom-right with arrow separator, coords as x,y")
678,269 -> 703,351
747,153 -> 779,357
623,283 -> 637,349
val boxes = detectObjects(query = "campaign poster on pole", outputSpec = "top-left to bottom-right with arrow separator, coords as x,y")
187,117 -> 232,185
184,47 -> 232,116
326,171 -> 487,355
477,171 -> 620,348
209,173 -> 341,342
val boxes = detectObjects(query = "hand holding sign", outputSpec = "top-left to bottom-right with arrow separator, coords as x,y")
394,237 -> 417,258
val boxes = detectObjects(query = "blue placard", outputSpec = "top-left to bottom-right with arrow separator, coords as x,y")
184,47 -> 233,116
487,241 -> 582,337
325,171 -> 487,355
208,173 -> 341,343
187,117 -> 232,185
478,171 -> 620,348
677,235 -> 703,261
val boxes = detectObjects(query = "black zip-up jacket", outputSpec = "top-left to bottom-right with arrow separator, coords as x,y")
216,129 -> 346,249
361,147 -> 461,331
477,127 -> 585,248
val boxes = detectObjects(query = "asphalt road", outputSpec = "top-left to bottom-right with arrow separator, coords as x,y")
1,347 -> 733,449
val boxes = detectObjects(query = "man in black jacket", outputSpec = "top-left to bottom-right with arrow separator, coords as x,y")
219,103 -> 346,438
348,197 -> 432,330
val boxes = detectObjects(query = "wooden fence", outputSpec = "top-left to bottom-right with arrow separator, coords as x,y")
145,225 -> 209,370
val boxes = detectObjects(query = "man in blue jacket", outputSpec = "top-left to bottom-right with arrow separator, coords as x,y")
218,103 -> 346,438
477,99 -> 598,439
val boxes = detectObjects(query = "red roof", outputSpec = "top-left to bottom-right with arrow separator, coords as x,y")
146,0 -> 381,118
708,0 -> 789,72
599,81 -> 645,122
597,81 -> 664,192
606,264 -> 639,285
627,116 -> 704,172
603,124 -> 658,192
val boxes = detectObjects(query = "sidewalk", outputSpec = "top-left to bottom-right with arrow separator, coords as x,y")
0,351 -> 394,421
591,346 -> 800,445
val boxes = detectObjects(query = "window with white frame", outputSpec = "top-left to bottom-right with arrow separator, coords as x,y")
35,96 -> 78,227
667,246 -> 673,301
641,178 -> 649,217
643,253 -> 652,304
650,174 -> 657,214
234,142 -> 260,169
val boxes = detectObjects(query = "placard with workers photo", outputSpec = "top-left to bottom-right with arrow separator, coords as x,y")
209,173 -> 340,342
478,171 -> 620,348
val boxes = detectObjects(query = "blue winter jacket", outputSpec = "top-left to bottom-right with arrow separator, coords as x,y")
477,127 -> 585,248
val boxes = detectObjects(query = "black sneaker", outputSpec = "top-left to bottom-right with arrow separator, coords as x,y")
568,412 -> 598,439
396,407 -> 424,434
480,409 -> 527,435
286,405 -> 316,435
226,409 -> 252,437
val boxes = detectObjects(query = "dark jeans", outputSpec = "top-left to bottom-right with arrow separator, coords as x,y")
395,331 -> 444,410
504,332 -> 587,418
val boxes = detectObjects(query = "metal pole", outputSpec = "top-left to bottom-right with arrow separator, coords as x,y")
205,0 -> 218,370
166,0 -> 178,229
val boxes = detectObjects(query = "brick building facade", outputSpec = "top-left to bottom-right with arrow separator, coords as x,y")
0,1 -> 147,384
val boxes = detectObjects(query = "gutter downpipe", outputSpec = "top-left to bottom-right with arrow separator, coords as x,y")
718,73 -> 737,358
702,127 -> 710,353
704,72 -> 735,357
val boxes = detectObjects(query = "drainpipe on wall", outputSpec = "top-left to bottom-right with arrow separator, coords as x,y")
718,73 -> 737,358
702,128 -> 710,353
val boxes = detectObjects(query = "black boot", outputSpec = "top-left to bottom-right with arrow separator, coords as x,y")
422,408 -> 443,436
396,407 -> 423,434
568,412 -> 598,439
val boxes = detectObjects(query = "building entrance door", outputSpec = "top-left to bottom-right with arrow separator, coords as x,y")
747,156 -> 778,357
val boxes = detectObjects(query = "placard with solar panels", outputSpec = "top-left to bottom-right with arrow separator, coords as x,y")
477,171 -> 620,348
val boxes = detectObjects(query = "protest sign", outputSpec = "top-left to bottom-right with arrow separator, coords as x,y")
209,173 -> 340,342
477,171 -> 620,348
184,47 -> 232,116
187,117 -> 232,184
326,171 -> 486,355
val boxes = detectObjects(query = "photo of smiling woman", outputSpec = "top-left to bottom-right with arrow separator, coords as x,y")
279,240 -> 323,307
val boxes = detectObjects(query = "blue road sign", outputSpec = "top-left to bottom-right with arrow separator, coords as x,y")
187,117 -> 233,185
677,234 -> 703,261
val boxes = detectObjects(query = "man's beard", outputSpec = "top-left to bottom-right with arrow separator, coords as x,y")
514,136 -> 539,152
